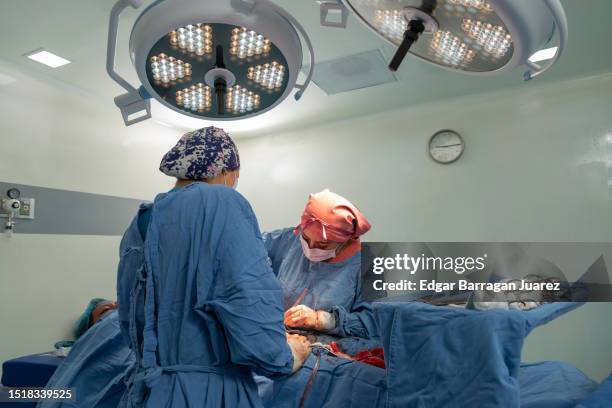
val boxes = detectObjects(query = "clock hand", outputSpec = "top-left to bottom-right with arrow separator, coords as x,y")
434,143 -> 462,148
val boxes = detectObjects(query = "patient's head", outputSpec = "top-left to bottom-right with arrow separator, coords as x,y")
72,298 -> 117,339
90,300 -> 117,325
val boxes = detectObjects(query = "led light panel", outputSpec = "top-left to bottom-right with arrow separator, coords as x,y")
230,27 -> 271,59
247,61 -> 285,90
462,19 -> 512,57
373,10 -> 407,43
150,54 -> 192,83
26,50 -> 71,68
430,31 -> 475,66
169,24 -> 213,55
447,0 -> 493,12
226,85 -> 261,113
176,83 -> 212,112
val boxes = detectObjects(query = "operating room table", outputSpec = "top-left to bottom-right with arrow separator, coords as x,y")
0,352 -> 64,408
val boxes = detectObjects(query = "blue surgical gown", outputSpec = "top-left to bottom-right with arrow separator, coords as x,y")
116,183 -> 294,407
263,228 -> 378,339
37,310 -> 133,408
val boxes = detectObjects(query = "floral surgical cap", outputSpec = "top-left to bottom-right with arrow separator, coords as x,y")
159,126 -> 240,180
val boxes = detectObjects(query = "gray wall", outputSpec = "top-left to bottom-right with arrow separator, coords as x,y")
0,182 -> 147,236
0,182 -> 149,375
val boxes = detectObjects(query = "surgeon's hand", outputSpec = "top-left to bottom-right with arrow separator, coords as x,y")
284,305 -> 335,331
286,333 -> 311,373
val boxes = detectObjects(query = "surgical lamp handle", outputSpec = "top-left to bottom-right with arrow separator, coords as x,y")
107,0 -> 144,95
523,0 -> 568,81
107,0 -> 151,126
318,1 -> 349,29
252,0 -> 315,101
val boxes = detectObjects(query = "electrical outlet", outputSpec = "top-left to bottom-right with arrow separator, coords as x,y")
0,198 -> 35,219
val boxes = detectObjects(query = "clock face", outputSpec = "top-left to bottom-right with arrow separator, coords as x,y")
428,130 -> 465,164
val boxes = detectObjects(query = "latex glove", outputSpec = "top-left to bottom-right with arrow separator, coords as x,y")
286,333 -> 311,373
284,305 -> 336,331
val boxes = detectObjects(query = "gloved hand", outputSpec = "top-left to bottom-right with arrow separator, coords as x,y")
286,333 -> 311,373
284,305 -> 336,332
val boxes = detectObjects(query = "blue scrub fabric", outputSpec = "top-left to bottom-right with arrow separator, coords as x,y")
577,375 -> 612,407
259,356 -> 599,408
374,301 -> 585,408
260,351 -> 387,408
263,228 -> 378,339
36,311 -> 133,408
116,183 -> 294,408
519,361 -> 597,408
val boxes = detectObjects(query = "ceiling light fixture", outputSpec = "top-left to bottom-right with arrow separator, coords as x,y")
107,0 -> 314,126
25,49 -> 71,68
321,0 -> 567,80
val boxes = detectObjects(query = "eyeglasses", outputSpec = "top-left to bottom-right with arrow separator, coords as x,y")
300,231 -> 343,251
298,216 -> 354,238
296,217 -> 352,250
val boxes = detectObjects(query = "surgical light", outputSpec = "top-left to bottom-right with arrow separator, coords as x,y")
169,24 -> 214,55
230,28 -> 271,59
107,0 -> 314,126
150,54 -> 192,84
248,61 -> 285,90
461,19 -> 511,58
430,31 -> 475,66
329,0 -> 567,80
176,83 -> 212,112
226,85 -> 261,113
447,0 -> 493,12
374,10 -> 408,43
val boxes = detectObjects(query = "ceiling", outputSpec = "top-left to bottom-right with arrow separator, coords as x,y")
1,0 -> 611,138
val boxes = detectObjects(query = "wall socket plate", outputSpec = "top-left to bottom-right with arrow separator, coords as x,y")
0,198 -> 35,219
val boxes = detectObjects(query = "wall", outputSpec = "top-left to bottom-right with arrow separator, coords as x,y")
0,61 -> 180,199
238,73 -> 612,242
0,234 -> 120,362
237,73 -> 612,381
0,59 -> 181,374
0,181 -> 145,367
0,182 -> 146,235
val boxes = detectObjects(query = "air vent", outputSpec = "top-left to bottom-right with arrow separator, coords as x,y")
310,49 -> 397,95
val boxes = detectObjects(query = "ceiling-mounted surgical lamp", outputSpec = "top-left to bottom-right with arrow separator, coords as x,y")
107,0 -> 315,126
320,0 -> 567,80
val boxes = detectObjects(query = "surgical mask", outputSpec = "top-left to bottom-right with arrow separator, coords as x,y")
300,235 -> 337,262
